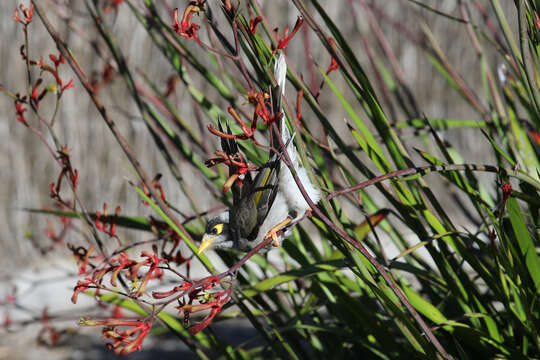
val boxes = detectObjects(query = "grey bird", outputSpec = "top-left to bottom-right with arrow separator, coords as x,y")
197,54 -> 320,254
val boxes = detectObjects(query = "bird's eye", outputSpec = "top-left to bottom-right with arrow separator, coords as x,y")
212,223 -> 223,235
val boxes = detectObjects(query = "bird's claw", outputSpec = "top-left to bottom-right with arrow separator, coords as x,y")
271,232 -> 280,247
266,217 -> 293,247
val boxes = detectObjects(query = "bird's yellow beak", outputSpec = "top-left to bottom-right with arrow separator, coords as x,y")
197,234 -> 216,255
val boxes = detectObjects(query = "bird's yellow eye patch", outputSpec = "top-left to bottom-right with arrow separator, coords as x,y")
212,223 -> 223,235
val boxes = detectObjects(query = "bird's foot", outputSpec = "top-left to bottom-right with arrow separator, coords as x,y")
271,233 -> 280,247
266,217 -> 292,247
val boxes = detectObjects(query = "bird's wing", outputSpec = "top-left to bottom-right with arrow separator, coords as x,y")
247,149 -> 281,238
218,119 -> 251,204
229,53 -> 290,241
245,119 -> 296,240
244,68 -> 290,240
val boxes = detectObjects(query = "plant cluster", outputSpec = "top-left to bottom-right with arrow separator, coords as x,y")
1,0 -> 540,358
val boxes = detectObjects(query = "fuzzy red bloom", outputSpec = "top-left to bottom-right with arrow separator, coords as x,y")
245,90 -> 273,124
67,243 -> 95,275
71,277 -> 96,304
95,203 -> 120,237
62,79 -> 75,92
103,0 -> 125,14
109,252 -> 136,287
70,168 -> 79,187
2,311 -> 10,329
222,0 -> 232,12
199,275 -> 220,290
326,37 -> 340,75
13,8 -> 21,23
26,53 -> 74,93
49,146 -> 78,206
38,325 -> 60,347
60,215 -> 72,227
134,251 -> 166,297
94,211 -> 104,231
104,322 -> 151,355
109,206 -> 120,237
173,2 -> 204,41
30,81 -> 48,109
296,89 -> 303,123
153,182 -> 167,203
164,75 -> 179,98
49,53 -> 66,68
50,183 -> 58,199
31,78 -> 42,107
112,0 -> 125,9
14,3 -> 34,25
90,63 -> 116,93
501,182 -> 512,200
530,129 -> 540,148
112,305 -> 124,319
276,16 -> 304,50
78,245 -> 94,275
188,304 -> 222,334
0,294 -> 16,306
152,282 -> 192,299
204,148 -> 258,193
44,219 -> 56,241
15,99 -> 28,126
175,284 -> 230,334
326,57 -> 339,74
249,16 -> 263,34
81,318 -> 151,355
142,174 -> 167,205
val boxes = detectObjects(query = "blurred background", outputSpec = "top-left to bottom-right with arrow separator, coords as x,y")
0,0 -> 512,268
0,0 -> 517,358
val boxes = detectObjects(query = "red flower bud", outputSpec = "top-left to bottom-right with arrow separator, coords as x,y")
14,3 -> 34,25
249,16 -> 263,34
277,17 -> 304,50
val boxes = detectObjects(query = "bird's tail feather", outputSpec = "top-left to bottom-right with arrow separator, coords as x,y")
280,117 -> 298,166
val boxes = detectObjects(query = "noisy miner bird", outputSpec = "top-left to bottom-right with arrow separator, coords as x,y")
197,54 -> 320,254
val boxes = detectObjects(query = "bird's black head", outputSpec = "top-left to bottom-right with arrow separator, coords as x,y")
198,212 -> 233,253
205,217 -> 228,237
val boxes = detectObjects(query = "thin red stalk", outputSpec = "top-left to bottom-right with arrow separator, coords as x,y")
473,0 -> 510,55
460,3 -> 506,127
358,0 -> 409,90
367,2 -> 425,46
290,0 -> 370,103
327,164 -> 500,201
230,19 -> 255,91
133,79 -> 205,152
196,11 -> 255,91
301,23 -> 317,94
271,122 -> 451,360
369,1 -> 490,121
358,0 -> 420,117
19,30 -> 109,257
360,37 -> 397,121
31,1 -> 206,272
